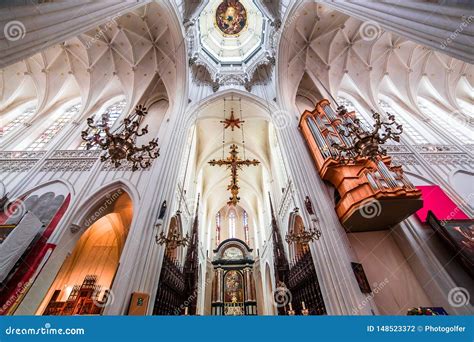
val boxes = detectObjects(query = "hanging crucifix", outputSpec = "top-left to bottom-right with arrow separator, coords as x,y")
209,144 -> 260,205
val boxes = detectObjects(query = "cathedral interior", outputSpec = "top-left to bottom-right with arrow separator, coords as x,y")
0,0 -> 472,317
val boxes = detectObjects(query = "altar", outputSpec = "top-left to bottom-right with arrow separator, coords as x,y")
211,239 -> 257,315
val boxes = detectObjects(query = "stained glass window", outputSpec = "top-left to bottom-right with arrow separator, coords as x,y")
418,98 -> 473,145
216,212 -> 221,246
2,106 -> 36,137
27,103 -> 81,151
228,211 -> 236,239
243,211 -> 249,245
77,99 -> 126,150
378,99 -> 430,144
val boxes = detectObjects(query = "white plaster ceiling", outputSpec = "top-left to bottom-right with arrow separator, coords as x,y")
195,96 -> 272,217
278,2 -> 473,119
0,2 -> 183,118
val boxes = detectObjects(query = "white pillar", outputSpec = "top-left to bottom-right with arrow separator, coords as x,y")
276,120 -> 376,315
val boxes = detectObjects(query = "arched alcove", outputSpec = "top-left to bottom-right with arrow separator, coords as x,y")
38,191 -> 132,315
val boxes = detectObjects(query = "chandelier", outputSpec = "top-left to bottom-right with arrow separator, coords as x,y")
285,209 -> 322,246
155,227 -> 190,250
285,227 -> 321,246
330,109 -> 403,163
81,104 -> 160,171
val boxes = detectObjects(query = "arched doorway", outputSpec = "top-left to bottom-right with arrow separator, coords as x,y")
40,191 -> 132,315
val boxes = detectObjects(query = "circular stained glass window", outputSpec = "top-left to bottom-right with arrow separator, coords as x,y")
215,0 -> 247,36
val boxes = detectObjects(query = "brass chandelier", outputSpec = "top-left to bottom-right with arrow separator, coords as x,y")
330,108 -> 403,163
155,227 -> 190,250
285,209 -> 322,246
81,104 -> 159,171
285,227 -> 321,246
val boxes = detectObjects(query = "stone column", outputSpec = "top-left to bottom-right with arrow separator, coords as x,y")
275,119 -> 376,315
243,267 -> 257,315
212,267 -> 224,315
324,1 -> 473,63
243,267 -> 256,302
0,1 -> 150,68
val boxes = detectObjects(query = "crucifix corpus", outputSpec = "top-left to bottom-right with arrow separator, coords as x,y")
208,144 -> 260,205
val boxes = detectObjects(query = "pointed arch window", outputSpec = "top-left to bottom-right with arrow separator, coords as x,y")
243,210 -> 249,245
27,103 -> 81,151
228,211 -> 236,239
417,98 -> 474,145
2,106 -> 36,137
77,99 -> 126,150
216,212 -> 221,246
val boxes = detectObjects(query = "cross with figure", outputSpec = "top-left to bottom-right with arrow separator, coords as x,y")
208,144 -> 260,205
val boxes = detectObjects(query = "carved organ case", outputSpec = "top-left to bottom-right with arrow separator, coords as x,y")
299,99 -> 422,231
211,239 -> 257,315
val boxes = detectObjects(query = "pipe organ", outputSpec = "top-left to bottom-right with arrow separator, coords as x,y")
299,99 -> 422,231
